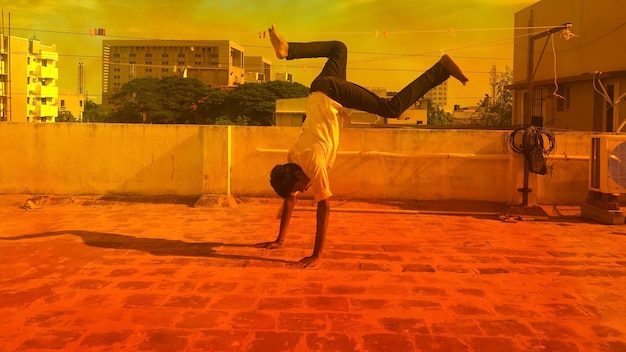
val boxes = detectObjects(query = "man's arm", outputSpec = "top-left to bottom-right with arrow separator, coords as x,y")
299,198 -> 330,268
255,195 -> 296,249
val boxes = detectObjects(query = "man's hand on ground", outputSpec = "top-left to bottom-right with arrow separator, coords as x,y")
254,241 -> 283,249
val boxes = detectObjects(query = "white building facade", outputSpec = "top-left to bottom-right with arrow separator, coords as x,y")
1,35 -> 59,122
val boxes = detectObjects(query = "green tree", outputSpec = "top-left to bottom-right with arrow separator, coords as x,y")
478,66 -> 513,126
157,76 -> 207,124
426,99 -> 452,125
192,88 -> 229,124
107,77 -> 309,125
263,80 -> 309,99
195,80 -> 309,126
108,76 -> 207,124
56,110 -> 76,122
225,83 -> 277,126
83,100 -> 108,122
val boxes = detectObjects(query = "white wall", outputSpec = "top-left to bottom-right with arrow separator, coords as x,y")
0,122 -> 598,205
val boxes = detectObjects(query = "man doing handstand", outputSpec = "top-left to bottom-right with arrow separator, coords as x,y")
256,25 -> 468,268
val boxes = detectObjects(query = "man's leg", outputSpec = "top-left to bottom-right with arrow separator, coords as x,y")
269,25 -> 468,118
269,25 -> 346,79
315,56 -> 468,118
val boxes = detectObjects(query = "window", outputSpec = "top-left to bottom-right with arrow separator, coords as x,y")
556,85 -> 571,111
60,100 -> 65,107
532,87 -> 543,117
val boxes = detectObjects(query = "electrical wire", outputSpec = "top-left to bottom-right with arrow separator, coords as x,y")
508,125 -> 557,158
551,34 -> 565,100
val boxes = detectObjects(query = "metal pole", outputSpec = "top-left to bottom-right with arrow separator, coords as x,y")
521,21 -> 571,206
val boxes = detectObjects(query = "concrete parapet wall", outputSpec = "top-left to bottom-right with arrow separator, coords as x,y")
0,123 -> 596,205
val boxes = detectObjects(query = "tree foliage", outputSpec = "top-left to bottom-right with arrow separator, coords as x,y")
427,99 -> 453,125
106,77 -> 309,125
108,76 -> 206,124
477,66 -> 513,127
83,100 -> 107,122
56,110 -> 77,122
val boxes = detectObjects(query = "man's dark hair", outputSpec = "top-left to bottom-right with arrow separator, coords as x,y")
270,163 -> 301,198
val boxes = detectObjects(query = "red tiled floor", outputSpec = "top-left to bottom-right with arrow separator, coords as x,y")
0,196 -> 625,351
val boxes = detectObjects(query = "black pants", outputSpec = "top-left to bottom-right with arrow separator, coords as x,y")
287,41 -> 450,118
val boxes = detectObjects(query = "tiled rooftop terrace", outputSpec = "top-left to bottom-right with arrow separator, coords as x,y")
0,195 -> 625,352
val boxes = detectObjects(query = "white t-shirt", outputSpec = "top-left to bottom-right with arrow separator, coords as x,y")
288,92 -> 344,203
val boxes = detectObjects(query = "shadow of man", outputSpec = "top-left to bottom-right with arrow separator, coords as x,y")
2,230 -> 294,265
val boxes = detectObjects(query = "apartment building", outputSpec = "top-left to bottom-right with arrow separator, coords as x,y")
244,56 -> 271,83
101,39 -> 245,106
0,35 -> 59,122
59,90 -> 86,122
423,80 -> 448,108
509,0 -> 626,131
275,72 -> 293,83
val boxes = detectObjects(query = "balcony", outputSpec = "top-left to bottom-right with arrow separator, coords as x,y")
40,85 -> 58,97
41,66 -> 58,79
40,104 -> 58,117
28,82 -> 41,95
28,65 -> 41,76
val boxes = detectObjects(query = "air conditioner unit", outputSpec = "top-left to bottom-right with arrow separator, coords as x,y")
589,134 -> 626,193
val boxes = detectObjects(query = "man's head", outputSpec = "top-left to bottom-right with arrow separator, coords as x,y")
270,163 -> 310,198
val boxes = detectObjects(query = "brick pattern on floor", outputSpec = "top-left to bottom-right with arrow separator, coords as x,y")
0,198 -> 625,351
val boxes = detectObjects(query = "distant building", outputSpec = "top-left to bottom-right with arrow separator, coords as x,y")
508,0 -> 626,131
423,80 -> 448,108
101,39 -> 245,106
275,72 -> 293,83
244,56 -> 271,83
0,35 -> 59,122
58,91 -> 86,122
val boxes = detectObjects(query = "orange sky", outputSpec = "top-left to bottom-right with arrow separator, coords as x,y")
3,0 -> 538,108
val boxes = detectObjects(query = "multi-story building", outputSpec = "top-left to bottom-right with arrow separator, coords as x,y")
423,80 -> 448,108
244,56 -> 271,83
508,0 -> 626,131
58,90 -> 86,122
102,39 -> 245,106
0,35 -> 59,122
275,72 -> 293,83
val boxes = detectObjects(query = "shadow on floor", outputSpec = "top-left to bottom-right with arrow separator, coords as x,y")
1,230 -> 294,264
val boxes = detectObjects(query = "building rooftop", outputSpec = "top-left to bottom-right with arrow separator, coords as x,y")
1,195 -> 624,351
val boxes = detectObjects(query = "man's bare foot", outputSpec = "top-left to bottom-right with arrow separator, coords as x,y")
269,24 -> 289,59
294,255 -> 320,269
439,54 -> 469,85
